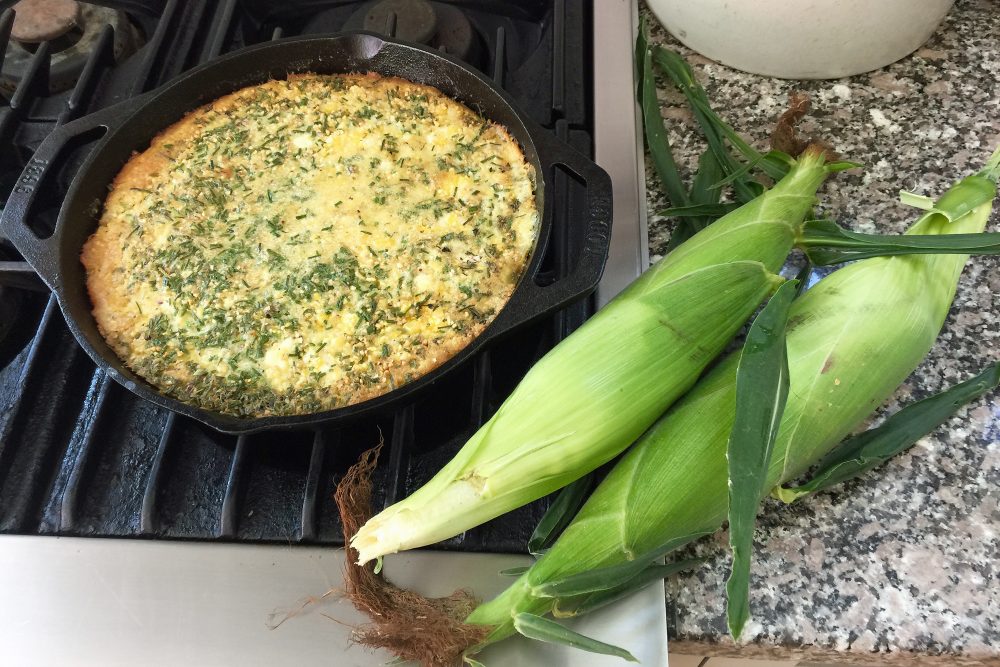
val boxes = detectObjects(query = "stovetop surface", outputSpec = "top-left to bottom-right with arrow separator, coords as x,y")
0,0 -> 596,551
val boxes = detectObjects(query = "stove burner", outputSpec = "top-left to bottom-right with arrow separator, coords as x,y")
1,2 -> 143,95
0,0 -> 595,554
9,0 -> 80,43
340,0 -> 481,66
364,0 -> 435,43
0,247 -> 26,364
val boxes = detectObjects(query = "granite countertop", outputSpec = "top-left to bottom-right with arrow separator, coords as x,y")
640,0 -> 1000,662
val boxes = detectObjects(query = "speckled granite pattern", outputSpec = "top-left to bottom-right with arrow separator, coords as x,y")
641,0 -> 1000,660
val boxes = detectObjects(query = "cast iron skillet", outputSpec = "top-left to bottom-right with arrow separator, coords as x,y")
0,33 -> 612,434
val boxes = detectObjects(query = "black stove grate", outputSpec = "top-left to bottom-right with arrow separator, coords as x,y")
0,0 -> 594,551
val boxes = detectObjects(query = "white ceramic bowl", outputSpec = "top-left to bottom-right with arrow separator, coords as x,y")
646,0 -> 955,79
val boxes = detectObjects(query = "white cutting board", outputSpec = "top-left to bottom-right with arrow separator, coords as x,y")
0,536 -> 667,666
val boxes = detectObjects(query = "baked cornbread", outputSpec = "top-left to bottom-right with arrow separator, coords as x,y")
82,73 -> 538,417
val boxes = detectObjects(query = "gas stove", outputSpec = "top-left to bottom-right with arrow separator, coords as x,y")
0,1 -> 656,664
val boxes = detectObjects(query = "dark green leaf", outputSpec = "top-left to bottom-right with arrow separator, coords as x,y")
651,45 -> 792,185
689,149 -> 724,205
513,613 -> 638,663
532,530 -> 712,598
499,566 -> 531,577
666,220 -> 697,252
638,34 -> 697,248
690,97 -> 791,182
805,150 -> 997,265
695,98 -> 793,182
651,46 -> 762,204
657,203 -> 741,218
800,219 -> 1000,266
640,34 -> 689,212
793,262 -> 813,297
678,148 -> 727,241
555,559 -> 707,618
743,180 -> 766,199
528,474 -> 593,556
709,151 -> 794,192
725,280 -> 798,639
635,17 -> 648,102
776,362 -> 1000,503
707,158 -> 759,190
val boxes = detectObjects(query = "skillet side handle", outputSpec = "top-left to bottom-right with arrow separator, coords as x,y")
491,130 -> 614,335
0,104 -> 122,290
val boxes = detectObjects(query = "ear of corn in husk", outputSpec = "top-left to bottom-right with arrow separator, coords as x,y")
349,149 -> 833,566
466,149 -> 1000,651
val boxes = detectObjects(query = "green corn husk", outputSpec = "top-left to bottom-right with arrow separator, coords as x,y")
349,150 -> 832,565
467,153 -> 999,647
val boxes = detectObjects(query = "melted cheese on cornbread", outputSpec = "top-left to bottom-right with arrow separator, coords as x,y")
82,73 -> 538,417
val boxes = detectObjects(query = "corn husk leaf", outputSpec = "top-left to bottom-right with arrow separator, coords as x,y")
725,280 -> 797,638
651,46 -> 776,198
776,361 -> 1000,503
528,473 -> 593,556
707,151 -> 773,190
899,191 -> 936,211
532,530 -> 712,599
793,262 -> 813,296
659,202 -> 742,218
801,218 -> 1000,265
634,17 -> 647,100
668,149 -> 728,247
690,148 -> 725,204
897,150 -> 999,217
652,47 -> 793,184
932,171 -> 998,218
512,613 -> 638,663
642,39 -> 826,250
639,27 -> 688,211
640,29 -> 702,248
553,558 -> 707,619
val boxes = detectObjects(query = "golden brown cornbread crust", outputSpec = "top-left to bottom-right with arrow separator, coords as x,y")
82,73 -> 538,417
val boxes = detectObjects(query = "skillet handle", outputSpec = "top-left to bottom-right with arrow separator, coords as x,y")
491,129 -> 613,334
0,101 -> 129,290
